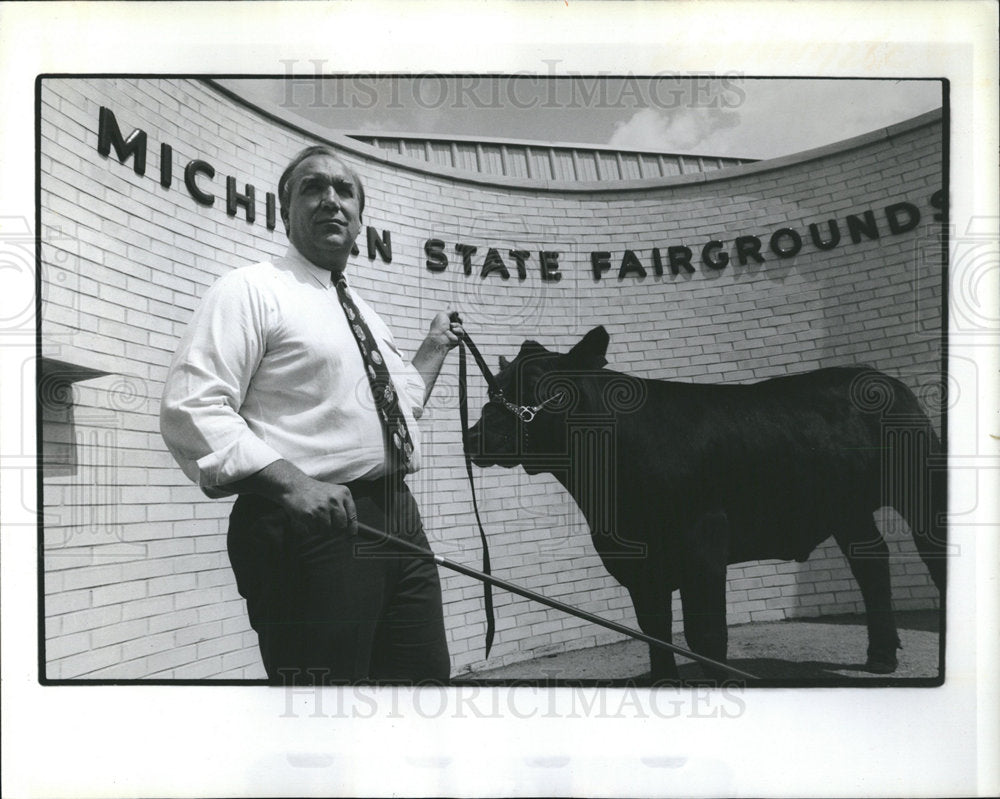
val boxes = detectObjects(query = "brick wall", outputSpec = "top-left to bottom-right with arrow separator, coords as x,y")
40,78 -> 944,679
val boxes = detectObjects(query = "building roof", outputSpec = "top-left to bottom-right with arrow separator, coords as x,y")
345,132 -> 756,183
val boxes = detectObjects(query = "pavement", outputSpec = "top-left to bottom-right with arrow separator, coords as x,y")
457,610 -> 942,686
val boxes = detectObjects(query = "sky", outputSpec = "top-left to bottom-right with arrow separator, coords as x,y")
218,76 -> 944,161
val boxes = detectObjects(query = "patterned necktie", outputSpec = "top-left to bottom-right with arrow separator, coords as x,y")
335,277 -> 414,472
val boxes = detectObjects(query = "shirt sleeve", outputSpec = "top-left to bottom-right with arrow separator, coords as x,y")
159,269 -> 284,496
399,357 -> 427,418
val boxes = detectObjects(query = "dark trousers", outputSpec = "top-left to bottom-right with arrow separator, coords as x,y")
226,475 -> 451,685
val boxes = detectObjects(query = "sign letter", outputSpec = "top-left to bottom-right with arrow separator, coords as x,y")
97,106 -> 147,176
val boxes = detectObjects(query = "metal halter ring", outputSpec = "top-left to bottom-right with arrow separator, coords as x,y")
491,390 -> 566,423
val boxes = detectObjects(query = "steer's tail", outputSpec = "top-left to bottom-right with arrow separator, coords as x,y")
879,375 -> 948,598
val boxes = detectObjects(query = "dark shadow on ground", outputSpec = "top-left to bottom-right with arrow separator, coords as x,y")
457,610 -> 943,687
673,658 -> 924,685
799,610 -> 941,633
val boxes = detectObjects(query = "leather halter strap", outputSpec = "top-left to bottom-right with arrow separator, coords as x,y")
450,314 -> 562,659
454,317 -> 496,657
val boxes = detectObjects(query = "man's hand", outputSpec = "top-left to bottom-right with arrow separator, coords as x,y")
427,311 -> 464,351
221,460 -> 358,537
278,477 -> 358,538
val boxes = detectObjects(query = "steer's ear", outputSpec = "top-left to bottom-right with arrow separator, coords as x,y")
498,355 -> 511,371
566,326 -> 609,368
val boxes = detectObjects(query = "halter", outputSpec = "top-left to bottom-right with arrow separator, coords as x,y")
451,314 -> 562,658
490,390 -> 565,423
452,318 -> 565,425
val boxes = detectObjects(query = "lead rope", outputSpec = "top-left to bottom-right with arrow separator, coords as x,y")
454,314 -> 496,658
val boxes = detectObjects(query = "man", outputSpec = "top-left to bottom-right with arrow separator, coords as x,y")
160,145 -> 461,684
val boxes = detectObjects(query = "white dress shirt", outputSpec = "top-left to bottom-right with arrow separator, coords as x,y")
160,245 -> 426,497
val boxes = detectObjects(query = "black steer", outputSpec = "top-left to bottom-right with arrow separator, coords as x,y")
465,326 -> 946,681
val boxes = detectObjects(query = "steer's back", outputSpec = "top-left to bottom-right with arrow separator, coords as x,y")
621,366 -> 929,562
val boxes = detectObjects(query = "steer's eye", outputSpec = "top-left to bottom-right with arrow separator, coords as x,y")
497,371 -> 518,398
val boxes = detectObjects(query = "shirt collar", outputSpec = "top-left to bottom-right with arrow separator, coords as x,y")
280,243 -> 348,289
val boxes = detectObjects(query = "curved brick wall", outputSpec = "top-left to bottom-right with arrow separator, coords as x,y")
40,78 -> 944,679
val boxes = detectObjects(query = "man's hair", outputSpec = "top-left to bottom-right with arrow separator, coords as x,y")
277,145 -> 365,228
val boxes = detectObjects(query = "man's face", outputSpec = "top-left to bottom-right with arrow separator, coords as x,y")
282,154 -> 362,271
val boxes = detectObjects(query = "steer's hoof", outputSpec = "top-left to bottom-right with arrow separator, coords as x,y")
864,655 -> 898,674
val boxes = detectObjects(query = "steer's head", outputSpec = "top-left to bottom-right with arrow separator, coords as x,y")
465,326 -> 610,474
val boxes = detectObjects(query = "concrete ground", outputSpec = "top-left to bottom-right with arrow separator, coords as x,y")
458,610 -> 942,685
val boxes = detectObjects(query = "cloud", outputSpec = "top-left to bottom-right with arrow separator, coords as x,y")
608,107 -> 742,153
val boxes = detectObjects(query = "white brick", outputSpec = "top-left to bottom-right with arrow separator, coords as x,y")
90,618 -> 150,649
46,631 -> 92,660
50,645 -> 124,679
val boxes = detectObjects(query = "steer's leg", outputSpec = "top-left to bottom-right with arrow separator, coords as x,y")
835,520 -> 901,673
627,579 -> 677,684
680,510 -> 731,682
